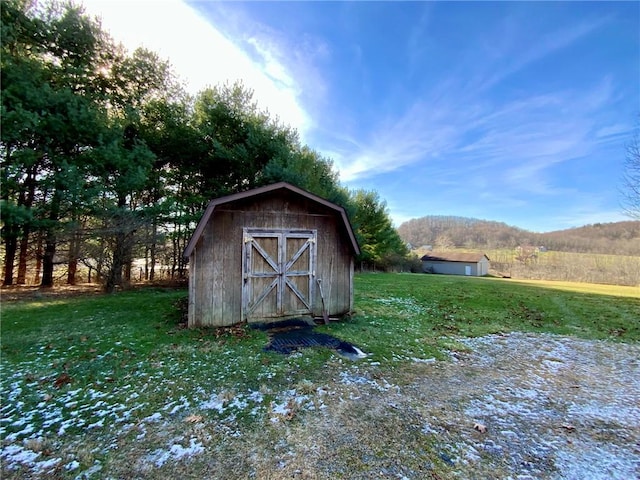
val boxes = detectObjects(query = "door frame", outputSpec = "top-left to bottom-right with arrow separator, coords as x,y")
241,227 -> 317,321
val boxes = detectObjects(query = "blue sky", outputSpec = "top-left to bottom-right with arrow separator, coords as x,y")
82,1 -> 639,232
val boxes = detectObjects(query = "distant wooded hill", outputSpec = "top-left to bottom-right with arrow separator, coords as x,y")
397,216 -> 640,256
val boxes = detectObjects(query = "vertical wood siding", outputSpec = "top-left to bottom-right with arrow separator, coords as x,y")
188,190 -> 355,327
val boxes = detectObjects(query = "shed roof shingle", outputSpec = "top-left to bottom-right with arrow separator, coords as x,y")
421,252 -> 490,263
183,182 -> 360,259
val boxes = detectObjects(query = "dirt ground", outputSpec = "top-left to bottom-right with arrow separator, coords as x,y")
0,281 -> 187,302
2,332 -> 639,479
0,284 -> 103,301
407,333 -> 640,479
241,332 -> 640,480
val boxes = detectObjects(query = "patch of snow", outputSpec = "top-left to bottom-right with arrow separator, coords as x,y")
270,401 -> 290,418
144,437 -> 205,467
448,332 -> 640,479
554,443 -> 638,480
411,357 -> 436,364
0,443 -> 62,475
4,423 -> 35,442
86,418 -> 104,429
166,397 -> 191,415
567,402 -> 640,425
200,393 -> 226,413
421,423 -> 438,435
57,418 -> 75,436
374,296 -> 424,315
35,456 -> 62,473
339,370 -> 395,392
1,444 -> 40,467
142,412 -> 162,423
247,390 -> 264,403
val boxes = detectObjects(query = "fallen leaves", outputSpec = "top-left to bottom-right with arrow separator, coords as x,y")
473,422 -> 487,433
282,399 -> 298,421
53,372 -> 72,389
185,415 -> 203,423
213,324 -> 251,340
609,328 -> 627,337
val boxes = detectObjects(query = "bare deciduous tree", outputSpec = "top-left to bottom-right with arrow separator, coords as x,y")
434,234 -> 455,250
622,132 -> 640,220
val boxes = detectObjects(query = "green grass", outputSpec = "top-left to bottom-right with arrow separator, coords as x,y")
347,274 -> 639,342
1,273 -> 638,478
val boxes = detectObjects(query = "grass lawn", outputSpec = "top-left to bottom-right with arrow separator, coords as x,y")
1,274 -> 638,478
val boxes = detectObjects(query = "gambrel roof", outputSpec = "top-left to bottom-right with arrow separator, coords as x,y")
183,182 -> 360,259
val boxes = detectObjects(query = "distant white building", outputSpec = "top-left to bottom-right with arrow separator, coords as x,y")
421,252 -> 490,276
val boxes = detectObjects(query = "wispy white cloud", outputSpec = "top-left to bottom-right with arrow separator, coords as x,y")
329,10 -> 617,189
80,0 -> 313,136
335,62 -> 619,206
595,123 -> 632,141
544,207 -> 630,232
474,16 -> 610,93
333,96 -> 465,181
193,2 -> 331,136
456,75 -> 621,197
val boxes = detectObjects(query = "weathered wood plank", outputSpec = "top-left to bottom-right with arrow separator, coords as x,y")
189,187 -> 357,326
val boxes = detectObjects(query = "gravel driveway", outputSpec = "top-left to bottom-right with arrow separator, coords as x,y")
271,332 -> 640,480
408,333 -> 640,479
2,332 -> 638,479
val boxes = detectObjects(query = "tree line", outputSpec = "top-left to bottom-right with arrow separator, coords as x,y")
398,216 -> 640,256
1,0 -> 408,291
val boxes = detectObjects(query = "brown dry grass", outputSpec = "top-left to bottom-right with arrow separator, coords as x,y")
159,335 -> 638,479
0,283 -> 103,302
88,371 -> 449,480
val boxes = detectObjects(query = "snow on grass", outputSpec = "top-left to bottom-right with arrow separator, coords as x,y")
374,296 -> 427,316
0,334 -> 340,477
74,461 -> 102,478
163,396 -> 191,415
554,443 -> 639,480
142,437 -> 205,468
3,311 -> 638,479
197,386 -> 322,424
339,366 -> 399,394
0,443 -> 62,476
450,332 -> 640,479
0,340 -> 214,475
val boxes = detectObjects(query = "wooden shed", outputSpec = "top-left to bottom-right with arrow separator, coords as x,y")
183,182 -> 360,327
421,252 -> 490,276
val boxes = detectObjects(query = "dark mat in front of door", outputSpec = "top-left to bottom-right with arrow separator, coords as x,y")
251,318 -> 366,359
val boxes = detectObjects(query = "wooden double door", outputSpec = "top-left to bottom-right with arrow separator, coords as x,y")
242,228 -> 317,321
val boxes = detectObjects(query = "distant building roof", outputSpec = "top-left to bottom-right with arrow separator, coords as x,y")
421,252 -> 490,263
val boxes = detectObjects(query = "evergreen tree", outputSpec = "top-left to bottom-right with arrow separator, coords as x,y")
1,2 -> 409,286
351,190 -> 408,270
